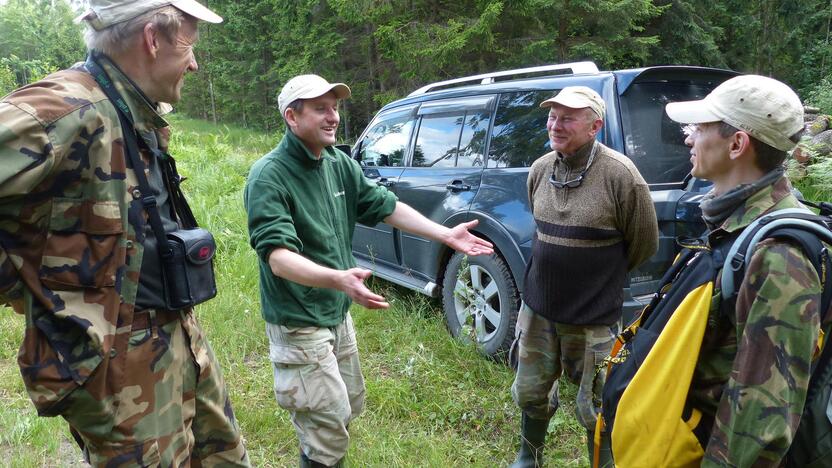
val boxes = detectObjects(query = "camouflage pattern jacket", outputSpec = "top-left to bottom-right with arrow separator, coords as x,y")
0,57 -> 171,416
689,176 -> 825,467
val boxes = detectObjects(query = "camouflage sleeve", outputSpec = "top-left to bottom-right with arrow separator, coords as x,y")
703,240 -> 821,467
0,102 -> 60,306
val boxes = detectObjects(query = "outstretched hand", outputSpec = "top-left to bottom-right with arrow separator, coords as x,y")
336,268 -> 390,309
445,220 -> 493,256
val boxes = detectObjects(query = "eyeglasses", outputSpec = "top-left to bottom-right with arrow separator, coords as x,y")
549,142 -> 597,189
549,169 -> 587,188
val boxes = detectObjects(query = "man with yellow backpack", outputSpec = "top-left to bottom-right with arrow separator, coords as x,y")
600,75 -> 832,467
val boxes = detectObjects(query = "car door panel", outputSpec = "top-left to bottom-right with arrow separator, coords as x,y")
396,97 -> 495,272
351,106 -> 416,266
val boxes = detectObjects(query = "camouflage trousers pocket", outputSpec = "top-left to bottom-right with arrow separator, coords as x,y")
57,368 -> 118,441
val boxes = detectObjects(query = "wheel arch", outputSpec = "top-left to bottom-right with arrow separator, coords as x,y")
435,210 -> 527,297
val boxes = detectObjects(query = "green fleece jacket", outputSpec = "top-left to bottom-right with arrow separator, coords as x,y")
244,131 -> 398,327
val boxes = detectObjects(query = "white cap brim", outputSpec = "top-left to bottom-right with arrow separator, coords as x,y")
172,0 -> 223,23
665,99 -> 722,124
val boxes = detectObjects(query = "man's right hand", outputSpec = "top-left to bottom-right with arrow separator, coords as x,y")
336,268 -> 389,309
269,248 -> 389,309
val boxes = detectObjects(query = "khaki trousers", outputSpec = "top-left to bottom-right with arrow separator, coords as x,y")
265,312 -> 365,466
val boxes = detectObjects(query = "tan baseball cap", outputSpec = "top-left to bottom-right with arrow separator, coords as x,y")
75,0 -> 223,31
540,86 -> 605,120
665,75 -> 804,152
278,74 -> 351,115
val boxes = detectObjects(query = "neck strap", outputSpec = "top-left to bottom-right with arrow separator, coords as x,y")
85,53 -> 176,257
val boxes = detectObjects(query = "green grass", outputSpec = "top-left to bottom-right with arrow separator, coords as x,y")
0,116 -> 587,467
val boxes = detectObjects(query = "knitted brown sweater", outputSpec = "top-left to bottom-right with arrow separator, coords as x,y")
523,140 -> 658,325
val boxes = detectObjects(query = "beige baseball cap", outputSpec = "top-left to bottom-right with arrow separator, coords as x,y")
665,75 -> 804,152
540,86 -> 605,119
278,74 -> 351,115
75,0 -> 223,31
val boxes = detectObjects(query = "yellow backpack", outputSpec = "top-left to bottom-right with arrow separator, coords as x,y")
598,241 -> 715,467
597,206 -> 832,468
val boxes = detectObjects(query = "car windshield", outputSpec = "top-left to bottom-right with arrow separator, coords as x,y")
619,81 -> 716,185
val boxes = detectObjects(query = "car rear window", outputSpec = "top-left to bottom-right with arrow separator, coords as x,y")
619,82 -> 715,185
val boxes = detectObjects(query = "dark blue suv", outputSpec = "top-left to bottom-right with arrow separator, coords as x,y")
350,62 -> 736,358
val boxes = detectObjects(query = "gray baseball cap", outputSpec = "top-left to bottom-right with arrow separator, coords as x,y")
665,75 -> 804,152
75,0 -> 223,31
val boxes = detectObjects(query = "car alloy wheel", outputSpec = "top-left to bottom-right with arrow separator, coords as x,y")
442,251 -> 520,358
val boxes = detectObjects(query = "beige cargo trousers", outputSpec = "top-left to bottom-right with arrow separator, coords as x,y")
265,312 -> 365,465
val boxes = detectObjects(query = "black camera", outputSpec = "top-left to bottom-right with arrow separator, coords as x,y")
161,228 -> 217,310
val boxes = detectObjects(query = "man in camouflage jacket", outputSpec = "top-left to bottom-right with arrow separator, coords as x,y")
663,75 -> 821,465
0,1 -> 248,466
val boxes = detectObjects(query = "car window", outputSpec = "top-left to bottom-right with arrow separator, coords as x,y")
457,110 -> 491,168
487,90 -> 554,168
619,82 -> 714,184
358,108 -> 416,167
412,113 -> 464,168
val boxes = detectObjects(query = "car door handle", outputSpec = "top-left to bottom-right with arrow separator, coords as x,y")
376,177 -> 395,187
446,180 -> 471,192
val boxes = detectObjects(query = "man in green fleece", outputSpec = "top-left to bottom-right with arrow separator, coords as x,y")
244,74 -> 494,468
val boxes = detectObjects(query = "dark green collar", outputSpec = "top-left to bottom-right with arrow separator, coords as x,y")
280,130 -> 338,164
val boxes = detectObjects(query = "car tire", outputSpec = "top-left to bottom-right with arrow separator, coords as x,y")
442,251 -> 520,359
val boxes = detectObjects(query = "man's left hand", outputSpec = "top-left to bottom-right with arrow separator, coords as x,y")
445,220 -> 493,256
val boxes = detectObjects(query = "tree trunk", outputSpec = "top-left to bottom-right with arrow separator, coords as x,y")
557,0 -> 570,62
823,0 -> 832,71
208,77 -> 217,125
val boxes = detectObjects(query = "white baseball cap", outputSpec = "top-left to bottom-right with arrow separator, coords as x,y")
278,74 -> 351,115
75,0 -> 222,31
540,86 -> 605,120
665,75 -> 804,152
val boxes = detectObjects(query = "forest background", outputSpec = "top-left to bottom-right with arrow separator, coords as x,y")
2,0 -> 832,136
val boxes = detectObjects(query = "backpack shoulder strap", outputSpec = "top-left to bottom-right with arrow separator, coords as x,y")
721,208 -> 832,301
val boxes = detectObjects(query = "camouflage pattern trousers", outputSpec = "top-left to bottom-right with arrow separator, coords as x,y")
511,303 -> 618,430
62,309 -> 250,467
265,312 -> 365,466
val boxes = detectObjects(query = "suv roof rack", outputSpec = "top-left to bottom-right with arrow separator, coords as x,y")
408,61 -> 600,96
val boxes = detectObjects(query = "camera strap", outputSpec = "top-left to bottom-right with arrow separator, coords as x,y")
84,53 -> 177,260
161,155 -> 197,228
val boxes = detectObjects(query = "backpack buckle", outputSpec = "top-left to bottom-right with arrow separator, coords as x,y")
729,253 -> 745,272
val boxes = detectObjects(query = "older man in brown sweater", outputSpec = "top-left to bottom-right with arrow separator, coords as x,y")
508,87 -> 658,468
